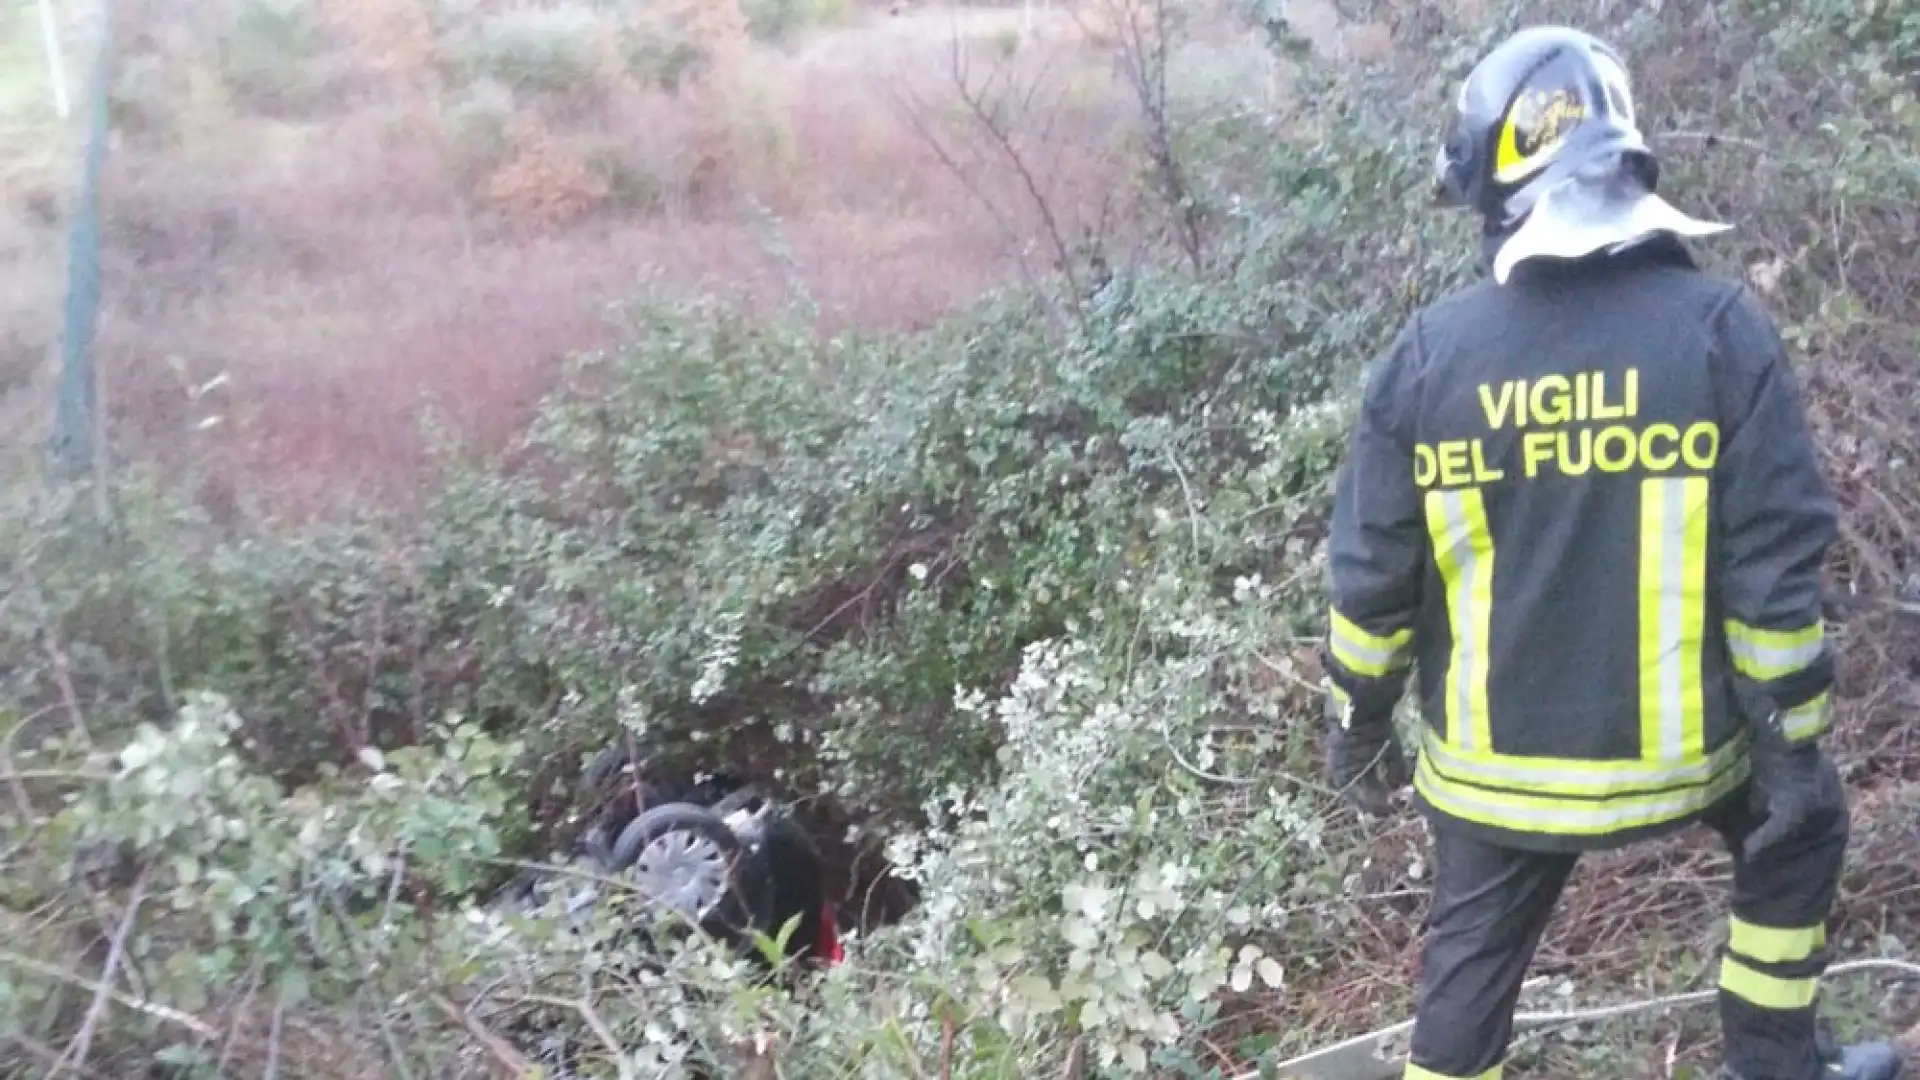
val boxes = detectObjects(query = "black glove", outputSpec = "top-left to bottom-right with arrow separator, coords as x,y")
1737,680 -> 1847,863
1323,682 -> 1411,817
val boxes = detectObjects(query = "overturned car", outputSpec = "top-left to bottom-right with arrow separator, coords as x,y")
483,740 -> 844,970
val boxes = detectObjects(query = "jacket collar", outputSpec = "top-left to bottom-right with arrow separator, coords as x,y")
1479,229 -> 1700,275
1478,219 -> 1707,285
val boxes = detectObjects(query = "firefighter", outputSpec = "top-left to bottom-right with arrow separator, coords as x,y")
1316,24 -> 1904,1080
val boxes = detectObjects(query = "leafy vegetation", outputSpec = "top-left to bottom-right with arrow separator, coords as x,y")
4,0 -> 1920,1077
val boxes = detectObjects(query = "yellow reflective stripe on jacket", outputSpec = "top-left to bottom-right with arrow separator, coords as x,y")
1728,915 -> 1826,965
1638,477 -> 1709,762
1328,608 -> 1414,678
1426,488 -> 1495,753
1725,618 -> 1825,681
1780,690 -> 1833,742
1720,955 -> 1820,1011
1412,747 -> 1749,837
1419,728 -> 1749,798
1406,1062 -> 1503,1080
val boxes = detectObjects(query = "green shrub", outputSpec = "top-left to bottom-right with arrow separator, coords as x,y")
740,0 -> 855,45
453,4 -> 611,98
214,0 -> 333,116
441,75 -> 518,187
577,135 -> 670,213
107,53 -> 179,137
5,0 -> 1919,1075
623,11 -> 709,93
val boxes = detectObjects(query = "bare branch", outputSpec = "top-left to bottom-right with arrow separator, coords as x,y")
428,991 -> 533,1080
3,1036 -> 109,1080
886,18 -> 1089,329
520,993 -> 625,1068
0,711 -> 49,835
38,603 -> 94,750
1075,0 -> 1206,268
889,79 -> 1062,327
0,924 -> 214,1051
212,961 -> 263,1077
46,865 -> 151,1078
262,992 -> 286,1080
947,45 -> 1083,296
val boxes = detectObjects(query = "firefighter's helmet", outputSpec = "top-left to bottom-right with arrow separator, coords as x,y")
1434,26 -> 1656,231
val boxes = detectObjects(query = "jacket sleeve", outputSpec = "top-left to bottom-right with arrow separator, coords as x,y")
1323,319 -> 1427,715
1711,287 -> 1840,746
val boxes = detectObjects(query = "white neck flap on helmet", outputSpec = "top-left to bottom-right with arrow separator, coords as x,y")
1491,167 -> 1732,285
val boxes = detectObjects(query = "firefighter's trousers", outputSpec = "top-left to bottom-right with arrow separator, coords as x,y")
1404,787 -> 1849,1080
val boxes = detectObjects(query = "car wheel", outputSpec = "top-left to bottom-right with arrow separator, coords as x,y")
609,802 -> 745,921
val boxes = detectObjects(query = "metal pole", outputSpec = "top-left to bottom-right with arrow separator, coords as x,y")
49,0 -> 112,487
35,0 -> 71,119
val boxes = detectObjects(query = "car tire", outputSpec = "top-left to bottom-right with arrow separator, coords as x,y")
609,802 -> 746,922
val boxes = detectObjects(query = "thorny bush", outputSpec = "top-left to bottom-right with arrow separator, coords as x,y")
5,0 -> 1920,1076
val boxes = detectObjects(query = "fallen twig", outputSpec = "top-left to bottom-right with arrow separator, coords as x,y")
211,962 -> 263,1078
521,992 -> 625,1067
262,992 -> 286,1080
3,1035 -> 110,1080
43,866 -> 151,1079
0,947 -> 216,1043
429,991 -> 534,1079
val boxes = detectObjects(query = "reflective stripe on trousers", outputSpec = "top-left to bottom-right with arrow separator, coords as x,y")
1406,1063 -> 1503,1080
1405,801 -> 1845,1080
1722,913 -> 1828,1012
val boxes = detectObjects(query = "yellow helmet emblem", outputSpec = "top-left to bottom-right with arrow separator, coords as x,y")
1493,88 -> 1589,185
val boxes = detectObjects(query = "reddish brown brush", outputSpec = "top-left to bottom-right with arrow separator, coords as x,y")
73,1 -> 1136,518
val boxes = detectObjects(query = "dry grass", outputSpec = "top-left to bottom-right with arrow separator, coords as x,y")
0,0 -> 1300,513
